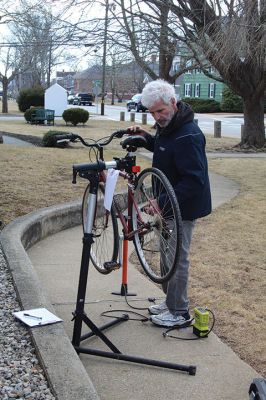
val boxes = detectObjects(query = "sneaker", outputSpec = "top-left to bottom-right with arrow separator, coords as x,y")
148,300 -> 168,315
150,310 -> 193,328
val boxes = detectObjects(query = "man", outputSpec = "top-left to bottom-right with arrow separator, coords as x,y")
129,79 -> 212,327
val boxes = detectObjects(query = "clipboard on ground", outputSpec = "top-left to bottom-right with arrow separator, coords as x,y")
13,308 -> 63,327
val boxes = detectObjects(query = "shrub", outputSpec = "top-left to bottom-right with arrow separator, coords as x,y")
62,108 -> 89,126
17,86 -> 44,112
24,107 -> 43,122
220,87 -> 243,113
42,131 -> 70,148
182,98 -> 221,113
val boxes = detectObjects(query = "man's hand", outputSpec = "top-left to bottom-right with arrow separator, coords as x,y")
127,125 -> 149,136
142,199 -> 160,215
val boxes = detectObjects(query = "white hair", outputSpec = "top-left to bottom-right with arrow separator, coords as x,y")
141,79 -> 176,108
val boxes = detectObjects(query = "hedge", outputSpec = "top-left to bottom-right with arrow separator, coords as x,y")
182,98 -> 221,113
62,108 -> 89,126
17,86 -> 44,112
220,87 -> 243,112
24,107 -> 43,122
42,131 -> 70,148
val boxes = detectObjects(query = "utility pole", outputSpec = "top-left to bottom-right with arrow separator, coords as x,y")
101,0 -> 109,116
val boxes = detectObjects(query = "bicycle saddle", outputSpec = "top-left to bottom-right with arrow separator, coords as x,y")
121,135 -> 147,151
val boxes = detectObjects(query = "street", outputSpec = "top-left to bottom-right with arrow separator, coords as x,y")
82,103 -> 244,138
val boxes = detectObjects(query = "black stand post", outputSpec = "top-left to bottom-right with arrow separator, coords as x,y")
71,232 -> 197,375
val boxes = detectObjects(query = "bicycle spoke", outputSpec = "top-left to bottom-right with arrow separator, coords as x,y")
82,183 -> 119,274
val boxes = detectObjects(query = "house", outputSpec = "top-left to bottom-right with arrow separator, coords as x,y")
181,66 -> 225,101
53,71 -> 76,94
170,54 -> 184,100
45,83 -> 67,116
73,61 -> 147,101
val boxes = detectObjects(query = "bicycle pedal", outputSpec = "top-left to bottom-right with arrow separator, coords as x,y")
103,261 -> 121,272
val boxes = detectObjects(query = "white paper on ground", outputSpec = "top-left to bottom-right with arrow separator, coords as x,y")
13,308 -> 63,327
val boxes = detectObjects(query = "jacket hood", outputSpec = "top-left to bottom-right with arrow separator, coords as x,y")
157,101 -> 194,136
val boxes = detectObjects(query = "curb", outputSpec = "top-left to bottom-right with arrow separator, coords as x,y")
0,201 -> 100,400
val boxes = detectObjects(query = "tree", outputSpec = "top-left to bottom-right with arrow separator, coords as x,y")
0,0 -> 81,109
110,0 -> 201,84
63,0 -> 200,89
8,2 -> 79,89
0,45 -> 27,113
143,0 -> 265,148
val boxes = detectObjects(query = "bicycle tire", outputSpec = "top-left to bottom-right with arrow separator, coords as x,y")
82,182 -> 119,274
132,168 -> 182,283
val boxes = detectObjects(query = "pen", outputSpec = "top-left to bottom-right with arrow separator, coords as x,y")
23,313 -> 42,320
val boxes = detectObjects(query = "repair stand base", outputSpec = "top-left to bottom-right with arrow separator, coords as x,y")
111,283 -> 137,296
71,231 -> 197,376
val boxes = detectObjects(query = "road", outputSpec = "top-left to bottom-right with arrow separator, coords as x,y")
83,103 -> 244,138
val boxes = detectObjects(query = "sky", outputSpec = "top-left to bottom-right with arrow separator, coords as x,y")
0,0 -> 107,77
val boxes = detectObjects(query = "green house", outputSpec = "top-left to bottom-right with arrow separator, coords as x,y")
181,67 -> 225,102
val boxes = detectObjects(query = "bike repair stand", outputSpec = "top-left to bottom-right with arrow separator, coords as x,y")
111,236 -> 137,296
71,225 -> 197,375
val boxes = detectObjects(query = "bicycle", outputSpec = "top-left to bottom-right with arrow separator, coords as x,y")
57,129 -> 182,284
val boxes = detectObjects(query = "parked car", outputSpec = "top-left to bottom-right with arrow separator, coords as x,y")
67,95 -> 75,104
126,94 -> 148,112
73,93 -> 94,106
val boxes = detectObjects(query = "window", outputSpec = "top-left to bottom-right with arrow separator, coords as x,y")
209,83 -> 216,98
195,83 -> 201,98
173,62 -> 179,72
185,60 -> 192,74
184,83 -> 192,97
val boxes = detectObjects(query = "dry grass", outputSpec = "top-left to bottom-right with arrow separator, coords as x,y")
0,115 -> 265,378
190,158 -> 266,377
0,119 -> 152,227
2,99 -> 22,115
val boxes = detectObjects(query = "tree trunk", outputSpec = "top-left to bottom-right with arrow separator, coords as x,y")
242,94 -> 265,148
1,77 -> 9,113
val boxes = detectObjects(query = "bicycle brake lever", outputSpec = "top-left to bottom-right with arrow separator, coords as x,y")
72,169 -> 77,184
114,129 -> 128,138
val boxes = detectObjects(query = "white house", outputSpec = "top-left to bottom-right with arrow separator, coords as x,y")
44,83 -> 67,117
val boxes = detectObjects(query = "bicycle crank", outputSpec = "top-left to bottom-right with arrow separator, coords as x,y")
103,261 -> 121,272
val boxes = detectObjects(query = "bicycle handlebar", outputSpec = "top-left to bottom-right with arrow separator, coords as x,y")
55,129 -> 129,148
72,157 -> 135,183
60,129 -> 145,183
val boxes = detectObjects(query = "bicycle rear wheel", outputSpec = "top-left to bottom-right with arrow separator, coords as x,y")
82,182 -> 119,274
132,168 -> 182,283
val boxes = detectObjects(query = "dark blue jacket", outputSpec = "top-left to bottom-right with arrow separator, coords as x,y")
144,102 -> 212,221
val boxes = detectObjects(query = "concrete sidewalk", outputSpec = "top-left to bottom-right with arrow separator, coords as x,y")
0,171 -> 262,400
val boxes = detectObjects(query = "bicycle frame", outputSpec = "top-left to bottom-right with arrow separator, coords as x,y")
87,154 -> 158,247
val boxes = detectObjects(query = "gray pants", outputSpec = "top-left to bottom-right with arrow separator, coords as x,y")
163,220 -> 196,315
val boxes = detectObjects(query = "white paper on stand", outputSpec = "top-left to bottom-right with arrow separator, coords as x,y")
104,169 -> 119,211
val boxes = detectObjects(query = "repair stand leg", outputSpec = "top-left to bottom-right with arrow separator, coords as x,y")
72,232 -> 127,351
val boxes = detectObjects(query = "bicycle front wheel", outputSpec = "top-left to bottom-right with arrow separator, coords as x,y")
82,182 -> 119,274
132,168 -> 182,283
